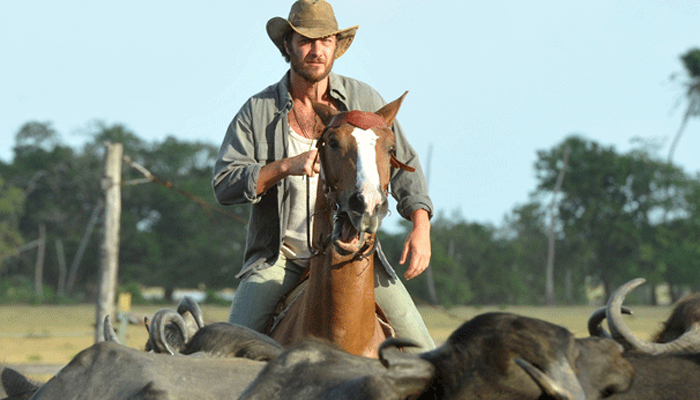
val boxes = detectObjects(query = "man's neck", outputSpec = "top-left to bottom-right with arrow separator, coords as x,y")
289,70 -> 331,104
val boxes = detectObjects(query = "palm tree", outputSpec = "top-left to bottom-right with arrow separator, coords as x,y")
668,48 -> 700,162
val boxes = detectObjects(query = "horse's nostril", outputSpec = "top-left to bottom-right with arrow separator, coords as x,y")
348,193 -> 365,213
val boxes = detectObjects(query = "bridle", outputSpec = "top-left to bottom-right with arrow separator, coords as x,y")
304,110 -> 390,261
305,153 -> 378,261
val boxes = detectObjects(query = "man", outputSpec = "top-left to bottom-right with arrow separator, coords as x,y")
212,0 -> 434,352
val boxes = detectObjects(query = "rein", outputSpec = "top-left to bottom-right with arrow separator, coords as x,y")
305,151 -> 322,257
305,160 -> 378,261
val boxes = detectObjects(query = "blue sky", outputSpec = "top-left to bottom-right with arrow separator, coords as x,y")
1,1 -> 699,229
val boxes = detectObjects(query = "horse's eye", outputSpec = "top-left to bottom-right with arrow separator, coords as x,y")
329,139 -> 340,149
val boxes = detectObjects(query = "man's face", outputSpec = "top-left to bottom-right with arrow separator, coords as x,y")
286,32 -> 337,83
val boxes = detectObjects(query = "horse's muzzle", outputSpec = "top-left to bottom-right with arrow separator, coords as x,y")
331,191 -> 388,255
344,191 -> 388,234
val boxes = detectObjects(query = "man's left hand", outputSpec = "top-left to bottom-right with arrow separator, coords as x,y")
399,209 -> 431,280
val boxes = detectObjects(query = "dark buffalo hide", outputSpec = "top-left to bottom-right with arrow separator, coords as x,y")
5,312 -> 644,400
27,342 -> 265,400
605,352 -> 700,400
595,278 -> 700,399
416,312 -> 634,400
1,367 -> 39,400
238,338 -> 436,400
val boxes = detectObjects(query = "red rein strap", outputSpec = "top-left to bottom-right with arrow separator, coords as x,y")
327,110 -> 387,130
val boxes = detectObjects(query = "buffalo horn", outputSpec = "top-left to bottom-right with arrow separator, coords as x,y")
587,305 -> 632,337
607,277 -> 700,355
177,295 -> 205,336
514,357 -> 584,400
377,337 -> 435,397
378,337 -> 421,368
103,315 -> 121,344
149,309 -> 188,355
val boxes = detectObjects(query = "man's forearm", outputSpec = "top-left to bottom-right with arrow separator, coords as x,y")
256,150 -> 320,195
410,208 -> 431,230
256,159 -> 290,195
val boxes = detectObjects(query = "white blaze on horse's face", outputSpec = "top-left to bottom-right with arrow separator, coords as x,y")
352,127 -> 384,217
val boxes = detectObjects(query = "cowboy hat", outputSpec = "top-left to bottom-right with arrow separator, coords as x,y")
267,0 -> 359,59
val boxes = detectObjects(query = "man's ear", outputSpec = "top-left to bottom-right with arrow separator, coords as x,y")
283,37 -> 291,58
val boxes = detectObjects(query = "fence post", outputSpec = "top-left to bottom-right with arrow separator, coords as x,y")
95,142 -> 122,343
34,223 -> 46,298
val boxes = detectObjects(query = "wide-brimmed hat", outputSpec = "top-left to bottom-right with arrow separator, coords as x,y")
267,0 -> 359,59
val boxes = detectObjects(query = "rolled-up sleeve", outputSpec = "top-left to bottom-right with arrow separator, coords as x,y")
212,100 -> 265,205
389,119 -> 434,220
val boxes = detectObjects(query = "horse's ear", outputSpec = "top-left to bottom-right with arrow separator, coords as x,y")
375,91 -> 408,126
312,101 -> 340,127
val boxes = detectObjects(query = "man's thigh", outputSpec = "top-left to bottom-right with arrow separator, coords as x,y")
228,256 -> 305,332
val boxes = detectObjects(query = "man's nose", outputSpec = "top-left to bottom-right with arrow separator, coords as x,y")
310,39 -> 323,54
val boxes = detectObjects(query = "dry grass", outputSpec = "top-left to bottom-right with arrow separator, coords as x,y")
0,303 -> 673,381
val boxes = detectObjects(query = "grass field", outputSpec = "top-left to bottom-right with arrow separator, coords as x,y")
0,303 -> 674,381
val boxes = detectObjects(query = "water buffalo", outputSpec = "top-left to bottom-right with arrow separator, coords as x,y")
1,367 -> 39,400
15,341 -> 266,400
6,311 -> 638,400
597,277 -> 700,355
414,312 -> 634,400
142,310 -> 283,361
590,278 -> 700,400
144,296 -> 205,354
239,312 -> 634,400
238,338 -> 435,400
138,296 -> 283,361
5,297 -> 282,400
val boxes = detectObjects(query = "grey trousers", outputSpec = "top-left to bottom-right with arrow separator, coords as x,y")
228,254 -> 435,353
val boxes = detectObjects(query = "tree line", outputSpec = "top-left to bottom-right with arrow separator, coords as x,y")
1,48 -> 698,307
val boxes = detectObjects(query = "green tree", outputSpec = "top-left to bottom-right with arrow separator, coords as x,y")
655,174 -> 700,298
0,177 -> 25,266
501,201 -> 552,304
668,48 -> 700,162
3,120 -> 250,302
6,122 -> 103,298
535,135 -> 676,300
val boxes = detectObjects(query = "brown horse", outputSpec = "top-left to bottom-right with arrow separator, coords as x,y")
266,93 -> 415,358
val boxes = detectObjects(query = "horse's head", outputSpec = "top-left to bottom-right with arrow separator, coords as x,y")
313,92 -> 414,255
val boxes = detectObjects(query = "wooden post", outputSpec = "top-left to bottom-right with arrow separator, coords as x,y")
34,224 -> 46,298
95,142 -> 122,343
55,239 -> 66,296
545,145 -> 570,306
117,292 -> 132,343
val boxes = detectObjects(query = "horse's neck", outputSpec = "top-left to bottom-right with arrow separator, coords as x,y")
311,180 -> 333,248
305,177 -> 377,340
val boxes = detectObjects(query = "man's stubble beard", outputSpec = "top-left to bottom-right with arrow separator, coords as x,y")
291,55 -> 335,84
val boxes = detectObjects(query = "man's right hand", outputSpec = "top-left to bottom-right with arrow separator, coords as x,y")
256,150 -> 320,195
287,149 -> 320,177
